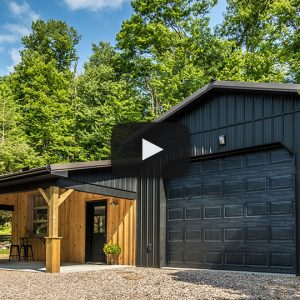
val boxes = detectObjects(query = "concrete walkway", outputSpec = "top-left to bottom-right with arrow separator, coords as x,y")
0,259 -> 132,273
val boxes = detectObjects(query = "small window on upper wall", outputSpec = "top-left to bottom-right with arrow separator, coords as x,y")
31,194 -> 48,236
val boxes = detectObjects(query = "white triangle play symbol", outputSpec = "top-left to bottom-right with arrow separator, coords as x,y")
142,138 -> 163,161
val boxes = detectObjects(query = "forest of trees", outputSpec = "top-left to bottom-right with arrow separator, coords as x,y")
0,0 -> 299,174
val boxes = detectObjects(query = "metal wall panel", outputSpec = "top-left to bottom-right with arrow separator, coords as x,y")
69,169 -> 137,193
173,93 -> 298,156
136,173 -> 160,267
137,91 -> 300,273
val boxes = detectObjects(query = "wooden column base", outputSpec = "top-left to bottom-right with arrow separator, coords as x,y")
45,237 -> 62,273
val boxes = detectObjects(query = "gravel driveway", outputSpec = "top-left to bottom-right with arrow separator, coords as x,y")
1,267 -> 300,299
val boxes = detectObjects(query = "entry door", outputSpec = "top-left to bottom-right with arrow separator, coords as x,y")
86,202 -> 107,262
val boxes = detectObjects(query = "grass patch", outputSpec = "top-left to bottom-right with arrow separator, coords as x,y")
0,249 -> 9,254
0,224 -> 12,235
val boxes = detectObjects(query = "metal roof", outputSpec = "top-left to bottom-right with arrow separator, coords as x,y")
155,80 -> 300,122
0,159 -> 137,198
50,160 -> 112,172
0,160 -> 112,183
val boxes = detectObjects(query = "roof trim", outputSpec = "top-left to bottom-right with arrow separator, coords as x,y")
0,166 -> 50,182
50,160 -> 112,172
0,160 -> 112,183
155,80 -> 300,122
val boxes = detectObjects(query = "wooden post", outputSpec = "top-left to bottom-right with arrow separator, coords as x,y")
39,186 -> 74,273
45,237 -> 62,273
48,186 -> 59,238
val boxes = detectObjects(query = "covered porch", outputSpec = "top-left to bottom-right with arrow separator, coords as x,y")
0,161 -> 137,273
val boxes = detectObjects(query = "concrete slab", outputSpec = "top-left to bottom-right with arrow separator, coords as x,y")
60,263 -> 132,273
0,260 -> 133,273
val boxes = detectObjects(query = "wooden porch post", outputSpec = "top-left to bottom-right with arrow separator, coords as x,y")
38,186 -> 74,273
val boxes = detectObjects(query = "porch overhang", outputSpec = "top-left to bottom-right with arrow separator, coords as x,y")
0,161 -> 137,200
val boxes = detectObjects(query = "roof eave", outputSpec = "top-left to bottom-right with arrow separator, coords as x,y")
0,166 -> 51,183
49,160 -> 112,172
155,81 -> 300,123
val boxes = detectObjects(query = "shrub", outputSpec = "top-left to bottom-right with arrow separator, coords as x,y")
103,243 -> 122,256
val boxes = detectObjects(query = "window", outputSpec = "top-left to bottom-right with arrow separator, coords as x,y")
31,194 -> 48,236
94,206 -> 106,234
94,215 -> 105,233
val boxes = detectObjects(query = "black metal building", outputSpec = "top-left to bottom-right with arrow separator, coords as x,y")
136,81 -> 300,274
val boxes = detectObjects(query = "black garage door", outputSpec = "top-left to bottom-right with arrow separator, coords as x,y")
165,147 -> 296,273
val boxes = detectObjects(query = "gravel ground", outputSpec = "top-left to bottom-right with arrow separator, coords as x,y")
0,267 -> 300,300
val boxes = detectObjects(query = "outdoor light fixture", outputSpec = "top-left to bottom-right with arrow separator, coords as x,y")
219,135 -> 226,146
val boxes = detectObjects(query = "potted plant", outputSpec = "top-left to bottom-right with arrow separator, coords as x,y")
103,243 -> 122,265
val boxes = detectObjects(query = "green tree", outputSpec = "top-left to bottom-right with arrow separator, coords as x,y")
116,0 -> 226,116
11,20 -> 81,164
219,0 -> 299,82
0,77 -> 40,173
22,19 -> 80,72
0,77 -> 16,143
76,42 -> 145,160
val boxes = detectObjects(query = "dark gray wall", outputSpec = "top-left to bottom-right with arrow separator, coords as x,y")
69,169 -> 137,193
136,173 -> 161,267
136,90 -> 300,274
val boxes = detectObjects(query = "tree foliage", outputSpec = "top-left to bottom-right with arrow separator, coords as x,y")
116,0 -> 226,115
10,20 -> 81,165
0,211 -> 11,226
0,77 -> 40,173
0,1 -> 299,174
219,0 -> 299,82
76,42 -> 146,160
22,19 -> 80,72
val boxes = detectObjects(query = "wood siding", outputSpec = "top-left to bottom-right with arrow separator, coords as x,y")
0,190 -> 136,265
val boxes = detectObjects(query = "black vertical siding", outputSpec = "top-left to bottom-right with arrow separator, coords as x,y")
136,91 -> 300,273
69,169 -> 137,192
137,173 -> 160,267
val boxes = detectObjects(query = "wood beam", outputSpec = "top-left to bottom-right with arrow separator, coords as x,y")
57,189 -> 74,207
38,188 -> 50,205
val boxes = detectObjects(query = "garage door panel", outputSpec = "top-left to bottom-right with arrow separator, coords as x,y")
167,206 -> 294,222
168,181 -> 294,200
168,251 -> 295,270
271,227 -> 295,240
167,226 -> 295,242
270,253 -> 295,268
270,201 -> 294,215
166,148 -> 296,273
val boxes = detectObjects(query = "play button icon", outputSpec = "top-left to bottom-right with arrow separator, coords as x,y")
111,122 -> 190,178
142,139 -> 163,160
